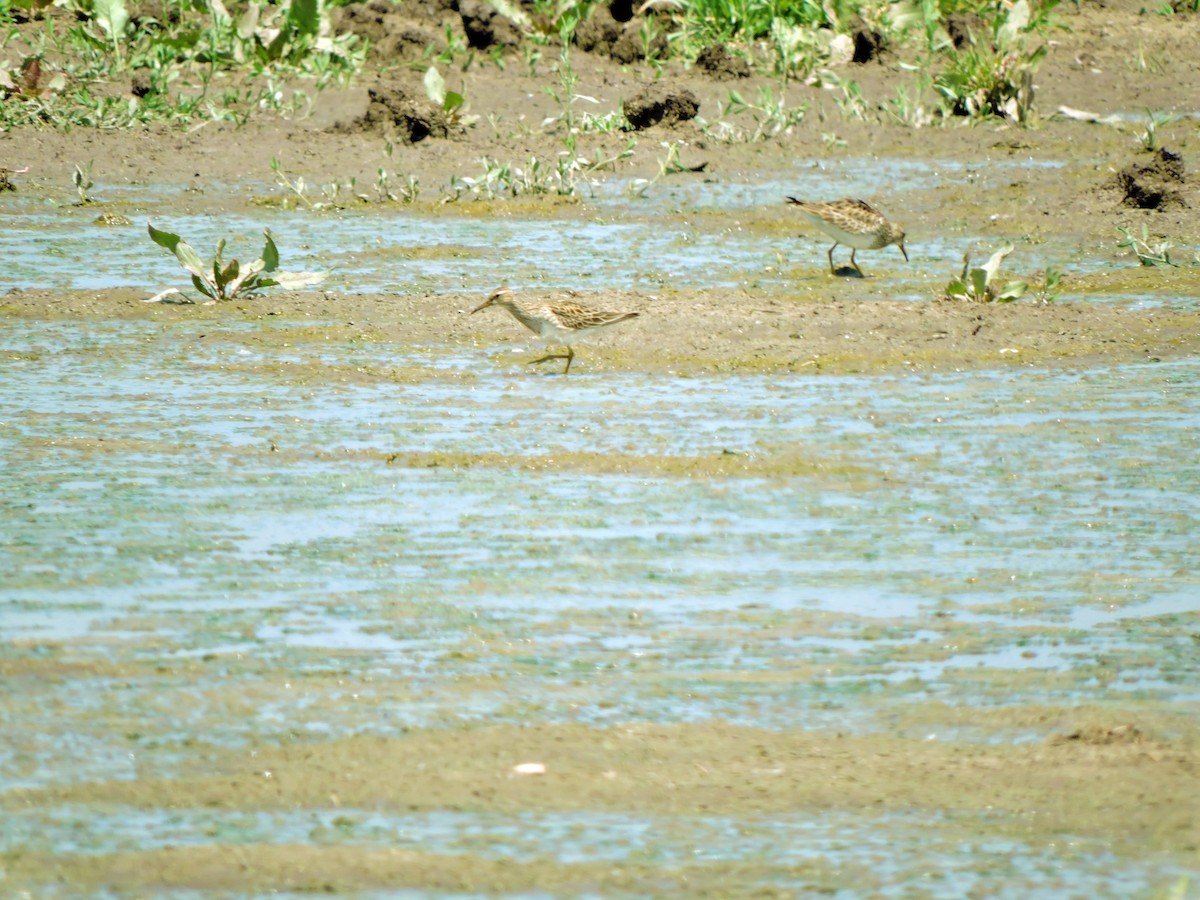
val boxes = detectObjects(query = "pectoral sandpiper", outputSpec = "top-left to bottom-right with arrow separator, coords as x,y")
470,286 -> 639,375
786,197 -> 908,276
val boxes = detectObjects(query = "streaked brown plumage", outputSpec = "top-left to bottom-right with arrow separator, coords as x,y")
786,197 -> 908,275
470,286 -> 639,374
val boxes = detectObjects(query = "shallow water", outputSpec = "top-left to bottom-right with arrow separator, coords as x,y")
3,318 -> 1196,733
1,804 -> 1192,899
0,155 -> 1151,299
2,183 -> 1198,893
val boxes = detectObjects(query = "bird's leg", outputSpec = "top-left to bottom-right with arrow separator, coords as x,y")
528,346 -> 571,368
562,346 -> 574,375
827,243 -> 838,274
849,249 -> 864,275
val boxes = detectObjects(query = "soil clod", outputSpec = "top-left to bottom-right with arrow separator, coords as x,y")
624,83 -> 699,130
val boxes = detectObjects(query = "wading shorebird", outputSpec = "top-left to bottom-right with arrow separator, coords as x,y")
470,286 -> 640,375
786,197 -> 908,276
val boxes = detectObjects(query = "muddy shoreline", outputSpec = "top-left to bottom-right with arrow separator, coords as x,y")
5,286 -> 1198,375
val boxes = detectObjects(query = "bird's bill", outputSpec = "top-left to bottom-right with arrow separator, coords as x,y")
472,287 -> 510,313
898,242 -> 909,263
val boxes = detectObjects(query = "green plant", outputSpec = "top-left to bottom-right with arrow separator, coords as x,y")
933,0 -> 1056,124
271,157 -> 315,209
0,0 -> 366,130
1137,109 -> 1181,151
544,22 -> 581,152
942,244 -> 1028,302
820,72 -> 869,120
1032,264 -> 1064,303
148,222 -> 325,301
87,0 -> 130,64
882,69 -> 937,127
424,64 -> 470,124
1115,224 -> 1198,267
72,160 -> 95,204
628,141 -> 700,197
699,86 -> 807,142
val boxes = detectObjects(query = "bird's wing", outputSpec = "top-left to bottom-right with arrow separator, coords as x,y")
553,303 -> 639,330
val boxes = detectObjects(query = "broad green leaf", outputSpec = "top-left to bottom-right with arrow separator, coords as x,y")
218,258 -> 239,290
487,0 -> 529,28
149,222 -> 209,281
92,0 -> 129,42
237,2 -> 259,41
444,90 -> 465,115
227,258 -> 266,297
996,281 -> 1028,302
147,221 -> 181,253
980,244 -> 1014,284
970,268 -> 988,299
424,66 -> 446,107
265,27 -> 289,60
261,229 -> 280,272
997,0 -> 1029,47
287,0 -> 321,38
191,274 -> 217,300
945,278 -> 968,298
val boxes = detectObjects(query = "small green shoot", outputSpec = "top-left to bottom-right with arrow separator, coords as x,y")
148,222 -> 325,301
629,141 -> 698,197
424,65 -> 472,125
1115,224 -> 1197,267
1032,264 -> 1065,303
943,244 -> 1028,302
72,160 -> 95,205
1137,109 -> 1181,151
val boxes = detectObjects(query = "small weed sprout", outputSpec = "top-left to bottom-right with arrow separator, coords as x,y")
72,161 -> 95,205
883,70 -> 937,128
270,157 -> 316,209
1115,224 -> 1197,267
424,65 -> 477,128
942,245 -> 1028,302
817,72 -> 869,121
629,141 -> 697,197
1137,110 -> 1181,152
1032,265 -> 1065,303
699,87 -> 807,143
148,222 -> 325,302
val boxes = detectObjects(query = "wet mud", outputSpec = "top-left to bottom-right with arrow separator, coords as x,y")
3,0 -> 1200,895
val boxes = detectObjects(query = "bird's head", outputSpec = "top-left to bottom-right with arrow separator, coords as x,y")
471,286 -> 513,314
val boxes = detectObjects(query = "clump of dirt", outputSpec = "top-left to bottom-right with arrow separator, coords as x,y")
459,0 -> 522,51
574,7 -> 622,55
945,12 -> 987,49
1051,724 -> 1145,746
695,44 -> 751,79
624,83 -> 699,129
331,0 -> 446,62
334,82 -> 451,143
1115,147 -> 1189,210
850,18 -> 888,64
130,68 -> 153,97
574,5 -> 668,63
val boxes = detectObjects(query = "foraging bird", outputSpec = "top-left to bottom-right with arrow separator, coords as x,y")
786,197 -> 908,276
470,286 -> 639,375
